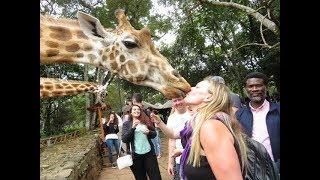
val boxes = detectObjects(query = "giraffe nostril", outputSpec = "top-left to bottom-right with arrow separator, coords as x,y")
172,70 -> 181,78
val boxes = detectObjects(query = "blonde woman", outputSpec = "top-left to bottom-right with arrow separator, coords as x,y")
151,76 -> 247,180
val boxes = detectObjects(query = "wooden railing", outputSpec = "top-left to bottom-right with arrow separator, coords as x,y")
40,129 -> 86,150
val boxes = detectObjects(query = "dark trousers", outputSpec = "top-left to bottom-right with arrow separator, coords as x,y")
130,151 -> 162,180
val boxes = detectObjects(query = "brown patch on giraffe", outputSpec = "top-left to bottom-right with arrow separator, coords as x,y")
40,84 -> 44,89
79,85 -> 86,89
85,83 -> 93,87
112,46 -> 116,51
49,26 -> 72,41
110,62 -> 118,70
46,49 -> 59,57
76,30 -> 88,39
136,75 -> 145,82
55,84 -> 64,89
116,42 -> 119,47
45,41 -> 59,48
65,86 -> 73,89
44,85 -> 54,90
44,81 -> 53,84
84,45 -> 93,51
115,50 -> 119,56
41,91 -> 50,97
57,58 -> 72,63
99,50 -> 103,55
62,83 -> 68,86
52,90 -> 64,96
72,84 -> 80,87
105,48 -> 110,53
110,53 -> 115,61
127,60 -> 138,74
102,55 -> 108,61
88,54 -> 97,62
102,41 -> 110,47
120,55 -> 126,63
65,43 -> 80,52
76,53 -> 84,58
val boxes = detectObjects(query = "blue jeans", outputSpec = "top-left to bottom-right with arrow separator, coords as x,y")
105,139 -> 120,163
151,130 -> 161,156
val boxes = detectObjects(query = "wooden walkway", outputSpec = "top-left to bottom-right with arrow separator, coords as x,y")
98,134 -> 171,180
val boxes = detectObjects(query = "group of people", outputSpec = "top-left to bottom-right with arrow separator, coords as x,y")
101,71 -> 280,180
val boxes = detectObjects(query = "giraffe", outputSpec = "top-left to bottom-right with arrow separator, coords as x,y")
40,77 -> 99,98
40,9 -> 191,99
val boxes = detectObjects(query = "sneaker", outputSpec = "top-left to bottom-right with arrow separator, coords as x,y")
111,163 -> 117,169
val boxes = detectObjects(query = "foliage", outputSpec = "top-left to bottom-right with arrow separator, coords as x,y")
40,0 -> 280,136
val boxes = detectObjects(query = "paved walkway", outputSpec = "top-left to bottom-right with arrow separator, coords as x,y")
98,134 -> 171,180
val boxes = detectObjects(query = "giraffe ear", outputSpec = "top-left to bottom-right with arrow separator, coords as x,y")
77,11 -> 108,40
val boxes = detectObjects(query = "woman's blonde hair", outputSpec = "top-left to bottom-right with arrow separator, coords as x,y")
187,76 -> 247,173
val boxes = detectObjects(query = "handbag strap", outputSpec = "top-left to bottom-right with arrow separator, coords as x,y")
118,140 -> 132,158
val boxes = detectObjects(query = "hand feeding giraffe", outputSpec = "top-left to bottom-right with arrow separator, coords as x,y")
40,9 -> 191,99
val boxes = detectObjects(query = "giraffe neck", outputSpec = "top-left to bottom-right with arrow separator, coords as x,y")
40,78 -> 99,98
40,15 -> 113,69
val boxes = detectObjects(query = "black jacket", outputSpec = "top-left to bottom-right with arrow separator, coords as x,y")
236,102 -> 280,164
121,120 -> 157,158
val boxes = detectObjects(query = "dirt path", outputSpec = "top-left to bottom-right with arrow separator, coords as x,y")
98,134 -> 172,180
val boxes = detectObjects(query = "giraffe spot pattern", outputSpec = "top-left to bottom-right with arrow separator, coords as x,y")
76,30 -> 88,39
84,45 -> 93,51
136,75 -> 145,82
46,49 -> 59,57
110,53 -> 115,61
65,86 -> 73,89
65,43 -> 80,52
120,55 -> 126,63
116,42 -> 119,47
49,26 -> 72,41
76,53 -> 84,58
102,41 -> 110,47
115,50 -> 119,56
102,55 -> 108,61
127,60 -> 137,74
55,84 -> 63,89
45,41 -> 59,48
99,50 -> 103,55
72,84 -> 80,87
88,54 -> 97,62
112,46 -> 115,51
41,91 -> 49,97
40,84 -> 44,89
44,85 -> 54,90
105,48 -> 110,53
110,62 -> 118,70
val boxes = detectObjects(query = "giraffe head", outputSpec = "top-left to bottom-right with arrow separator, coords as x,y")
77,10 -> 191,99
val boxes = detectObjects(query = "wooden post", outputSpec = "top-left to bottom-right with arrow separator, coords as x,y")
98,108 -> 105,141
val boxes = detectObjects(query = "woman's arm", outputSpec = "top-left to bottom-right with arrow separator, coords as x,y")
150,113 -> 180,139
200,120 -> 243,180
147,129 -> 157,139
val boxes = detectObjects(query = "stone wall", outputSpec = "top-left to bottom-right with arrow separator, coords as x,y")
40,130 -> 103,180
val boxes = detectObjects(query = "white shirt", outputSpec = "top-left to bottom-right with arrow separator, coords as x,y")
167,111 -> 191,164
250,99 -> 274,161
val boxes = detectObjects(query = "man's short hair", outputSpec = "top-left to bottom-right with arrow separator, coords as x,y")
244,72 -> 268,86
210,76 -> 226,85
132,93 -> 143,103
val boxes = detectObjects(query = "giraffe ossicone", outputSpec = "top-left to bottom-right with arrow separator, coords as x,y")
40,9 -> 191,99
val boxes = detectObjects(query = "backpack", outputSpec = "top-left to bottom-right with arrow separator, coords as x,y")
242,136 -> 280,180
212,113 -> 280,180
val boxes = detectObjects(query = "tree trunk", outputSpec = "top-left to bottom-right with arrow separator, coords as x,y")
43,99 -> 53,135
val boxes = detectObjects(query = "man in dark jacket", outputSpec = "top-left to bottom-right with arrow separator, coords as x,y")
236,72 -> 280,171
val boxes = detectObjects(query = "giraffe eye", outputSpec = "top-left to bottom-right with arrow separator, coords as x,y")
122,40 -> 138,49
